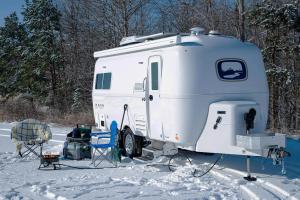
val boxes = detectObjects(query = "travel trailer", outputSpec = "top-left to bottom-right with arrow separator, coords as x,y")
92,27 -> 287,167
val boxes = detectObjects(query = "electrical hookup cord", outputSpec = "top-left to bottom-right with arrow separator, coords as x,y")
168,152 -> 193,172
55,163 -> 127,170
167,151 -> 222,178
192,155 -> 223,178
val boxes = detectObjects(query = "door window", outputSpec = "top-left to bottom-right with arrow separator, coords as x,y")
151,62 -> 159,90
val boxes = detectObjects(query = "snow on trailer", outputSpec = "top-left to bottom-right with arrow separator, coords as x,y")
92,27 -> 289,178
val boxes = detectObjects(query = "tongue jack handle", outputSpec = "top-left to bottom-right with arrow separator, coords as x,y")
244,108 -> 256,135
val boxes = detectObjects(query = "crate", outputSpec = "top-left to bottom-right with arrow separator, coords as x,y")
63,141 -> 91,160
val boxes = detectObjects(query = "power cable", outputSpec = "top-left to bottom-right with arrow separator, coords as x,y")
192,155 -> 222,178
166,151 -> 222,178
56,163 -> 127,170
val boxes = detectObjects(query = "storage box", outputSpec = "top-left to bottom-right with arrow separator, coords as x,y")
63,141 -> 91,160
236,133 -> 286,150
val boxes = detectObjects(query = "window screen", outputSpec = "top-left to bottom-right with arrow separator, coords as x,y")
151,62 -> 159,90
95,73 -> 111,89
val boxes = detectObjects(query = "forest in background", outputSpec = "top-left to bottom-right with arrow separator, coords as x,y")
0,0 -> 299,133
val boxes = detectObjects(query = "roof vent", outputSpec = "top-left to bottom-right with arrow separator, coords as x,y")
208,30 -> 221,36
120,32 -> 178,46
190,27 -> 205,36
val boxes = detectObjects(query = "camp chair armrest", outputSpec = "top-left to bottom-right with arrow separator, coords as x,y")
96,135 -> 112,144
97,135 -> 111,139
90,131 -> 111,137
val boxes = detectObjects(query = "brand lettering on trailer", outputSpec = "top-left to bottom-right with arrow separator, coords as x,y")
216,59 -> 247,81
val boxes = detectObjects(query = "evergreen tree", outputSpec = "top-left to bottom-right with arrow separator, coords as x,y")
248,0 -> 300,131
22,0 -> 63,106
0,13 -> 28,97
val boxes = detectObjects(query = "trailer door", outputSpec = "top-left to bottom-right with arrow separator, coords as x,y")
147,56 -> 163,140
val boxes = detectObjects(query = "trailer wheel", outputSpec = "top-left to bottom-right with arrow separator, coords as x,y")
124,129 -> 136,159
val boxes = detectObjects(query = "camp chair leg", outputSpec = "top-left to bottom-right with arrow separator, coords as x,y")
91,148 -> 105,167
91,147 -> 117,167
91,148 -> 97,166
93,149 -> 107,167
21,143 -> 43,158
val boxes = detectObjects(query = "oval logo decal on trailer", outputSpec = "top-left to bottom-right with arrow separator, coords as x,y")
216,59 -> 247,81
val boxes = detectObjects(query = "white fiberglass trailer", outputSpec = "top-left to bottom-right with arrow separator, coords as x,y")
92,28 -> 286,162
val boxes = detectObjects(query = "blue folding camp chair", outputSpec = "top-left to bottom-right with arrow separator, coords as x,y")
90,121 -> 118,167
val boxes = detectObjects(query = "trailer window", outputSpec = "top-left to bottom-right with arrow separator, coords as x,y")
151,62 -> 159,90
216,59 -> 247,81
95,73 -> 111,89
95,74 -> 104,89
102,73 -> 111,89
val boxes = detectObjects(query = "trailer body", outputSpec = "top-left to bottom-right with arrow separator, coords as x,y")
93,30 -> 285,157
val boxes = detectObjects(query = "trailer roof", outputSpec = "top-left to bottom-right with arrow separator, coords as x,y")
93,32 -> 246,59
94,35 -> 182,58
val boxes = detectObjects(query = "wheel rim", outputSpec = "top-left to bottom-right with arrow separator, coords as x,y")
125,134 -> 134,155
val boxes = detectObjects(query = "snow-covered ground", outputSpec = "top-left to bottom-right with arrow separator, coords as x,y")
0,121 -> 299,200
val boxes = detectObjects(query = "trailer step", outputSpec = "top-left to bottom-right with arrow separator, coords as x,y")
142,145 -> 163,159
139,141 -> 177,162
143,146 -> 163,153
134,155 -> 154,163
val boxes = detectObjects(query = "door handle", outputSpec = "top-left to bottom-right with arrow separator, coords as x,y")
142,77 -> 147,91
149,95 -> 153,101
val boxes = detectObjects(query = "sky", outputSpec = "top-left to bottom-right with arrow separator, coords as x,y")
0,0 -> 24,26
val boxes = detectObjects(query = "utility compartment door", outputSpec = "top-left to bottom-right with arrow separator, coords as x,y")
147,56 -> 163,140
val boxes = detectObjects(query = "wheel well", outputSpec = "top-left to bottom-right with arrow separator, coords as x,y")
122,125 -> 144,157
122,125 -> 144,140
123,125 -> 130,130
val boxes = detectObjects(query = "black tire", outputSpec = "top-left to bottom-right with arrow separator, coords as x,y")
124,129 -> 136,158
134,136 -> 143,157
118,129 -> 126,156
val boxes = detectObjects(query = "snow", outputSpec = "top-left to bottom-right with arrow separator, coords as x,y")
0,121 -> 300,200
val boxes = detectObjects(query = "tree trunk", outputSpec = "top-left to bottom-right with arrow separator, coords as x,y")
238,0 -> 245,41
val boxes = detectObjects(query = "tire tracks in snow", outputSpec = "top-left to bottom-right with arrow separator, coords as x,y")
195,162 -> 295,200
216,166 -> 299,200
208,168 -> 268,200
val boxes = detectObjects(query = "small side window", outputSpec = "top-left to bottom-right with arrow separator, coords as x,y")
102,73 -> 111,89
95,73 -> 104,89
151,62 -> 158,90
95,73 -> 112,89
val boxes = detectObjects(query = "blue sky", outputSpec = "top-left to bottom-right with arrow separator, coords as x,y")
0,0 -> 24,26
